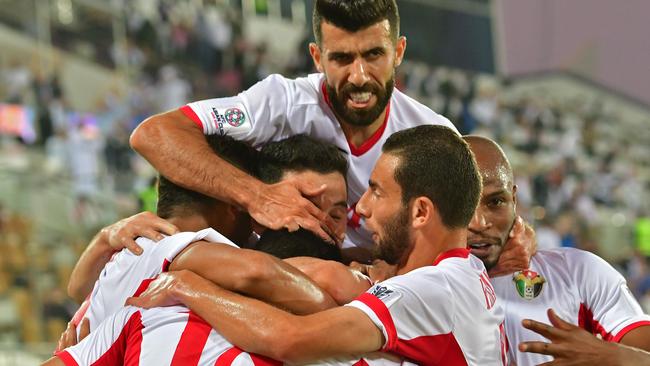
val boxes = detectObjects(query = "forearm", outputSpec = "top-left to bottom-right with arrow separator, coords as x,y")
615,343 -> 650,366
130,111 -> 260,208
67,228 -> 113,303
171,245 -> 337,314
171,271 -> 381,363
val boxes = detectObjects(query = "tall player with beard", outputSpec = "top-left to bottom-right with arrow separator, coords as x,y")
129,0 -> 456,261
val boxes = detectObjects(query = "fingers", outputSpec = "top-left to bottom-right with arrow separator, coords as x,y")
121,236 -> 144,255
55,321 -> 77,353
79,318 -> 90,341
298,182 -> 328,197
519,341 -> 558,356
547,308 -> 574,331
509,216 -> 524,238
289,217 -> 337,245
522,318 -> 563,340
125,296 -> 144,308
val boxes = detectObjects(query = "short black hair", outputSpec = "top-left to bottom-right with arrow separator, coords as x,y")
313,0 -> 400,45
258,134 -> 347,184
382,125 -> 481,229
256,228 -> 342,262
157,135 -> 259,218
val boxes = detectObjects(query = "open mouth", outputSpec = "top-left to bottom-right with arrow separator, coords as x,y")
348,92 -> 375,108
468,239 -> 499,257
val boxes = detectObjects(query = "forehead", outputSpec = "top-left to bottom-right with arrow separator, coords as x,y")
371,154 -> 402,191
475,154 -> 512,193
320,20 -> 393,52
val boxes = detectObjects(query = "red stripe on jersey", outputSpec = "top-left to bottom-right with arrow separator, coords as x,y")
433,248 -> 470,266
132,277 -> 157,297
123,312 -> 145,366
162,259 -> 172,272
84,311 -> 143,366
578,303 -> 612,340
356,293 -> 397,351
215,347 -> 243,366
395,333 -> 468,366
352,359 -> 369,366
171,311 -> 213,365
320,82 -> 391,157
612,321 -> 650,343
180,105 -> 204,130
56,350 -> 80,366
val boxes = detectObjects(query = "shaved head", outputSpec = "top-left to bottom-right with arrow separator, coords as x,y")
464,135 -> 513,188
463,135 -> 517,270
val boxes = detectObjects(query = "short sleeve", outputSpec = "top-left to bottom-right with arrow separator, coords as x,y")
345,271 -> 454,353
572,250 -> 650,341
181,74 -> 291,145
57,307 -> 142,366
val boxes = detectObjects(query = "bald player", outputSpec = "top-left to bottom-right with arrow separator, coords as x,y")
464,135 -> 650,365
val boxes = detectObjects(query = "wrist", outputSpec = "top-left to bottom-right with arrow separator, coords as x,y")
95,227 -> 117,254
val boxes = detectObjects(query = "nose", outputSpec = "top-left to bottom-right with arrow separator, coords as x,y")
469,208 -> 491,232
356,190 -> 371,218
348,58 -> 370,87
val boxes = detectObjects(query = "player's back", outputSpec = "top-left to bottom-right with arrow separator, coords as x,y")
78,228 -> 237,332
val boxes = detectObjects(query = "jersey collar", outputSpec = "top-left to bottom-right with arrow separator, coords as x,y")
433,248 -> 471,266
321,81 -> 391,157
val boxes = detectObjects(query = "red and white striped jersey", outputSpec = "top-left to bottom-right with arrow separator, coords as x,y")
492,248 -> 650,366
346,248 -> 507,366
73,228 -> 238,334
59,305 -> 280,366
59,305 -> 408,366
180,73 -> 457,253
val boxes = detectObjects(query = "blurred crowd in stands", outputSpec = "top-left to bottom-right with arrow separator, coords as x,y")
1,0 -> 650,350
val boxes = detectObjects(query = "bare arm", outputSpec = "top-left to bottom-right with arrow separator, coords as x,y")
130,110 -> 341,243
127,270 -> 384,363
284,257 -> 372,305
67,212 -> 178,303
169,242 -> 337,314
619,325 -> 650,353
41,357 -> 64,366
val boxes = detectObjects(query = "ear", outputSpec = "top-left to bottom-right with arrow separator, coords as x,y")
512,184 -> 518,208
394,36 -> 407,67
309,42 -> 324,73
410,196 -> 434,229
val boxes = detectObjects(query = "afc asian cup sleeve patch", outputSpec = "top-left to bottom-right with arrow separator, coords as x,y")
204,102 -> 252,137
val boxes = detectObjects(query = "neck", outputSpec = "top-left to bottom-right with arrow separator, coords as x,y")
338,109 -> 387,148
396,228 -> 468,275
166,214 -> 211,233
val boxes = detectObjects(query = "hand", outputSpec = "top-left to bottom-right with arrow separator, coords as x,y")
125,271 -> 192,309
519,309 -> 620,365
349,260 -> 397,283
248,179 -> 344,245
54,318 -> 89,353
102,211 -> 179,255
489,216 -> 536,277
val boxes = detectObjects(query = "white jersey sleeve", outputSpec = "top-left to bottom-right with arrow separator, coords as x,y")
181,74 -> 292,144
570,249 -> 650,341
345,270 -> 455,362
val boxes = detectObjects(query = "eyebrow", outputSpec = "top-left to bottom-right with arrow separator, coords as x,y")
333,201 -> 348,209
368,180 -> 379,190
328,46 -> 386,60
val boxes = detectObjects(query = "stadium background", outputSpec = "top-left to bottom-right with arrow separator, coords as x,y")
0,0 -> 649,364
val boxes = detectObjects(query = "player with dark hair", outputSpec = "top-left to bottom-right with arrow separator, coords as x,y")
127,126 -> 507,366
463,135 -> 650,365
128,0 -> 462,262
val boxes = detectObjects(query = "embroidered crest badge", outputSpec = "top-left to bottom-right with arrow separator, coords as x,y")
513,269 -> 546,300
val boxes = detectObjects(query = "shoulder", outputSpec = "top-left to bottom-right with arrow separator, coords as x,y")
390,89 -> 457,132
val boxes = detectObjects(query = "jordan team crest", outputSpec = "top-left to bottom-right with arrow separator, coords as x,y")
513,269 -> 546,300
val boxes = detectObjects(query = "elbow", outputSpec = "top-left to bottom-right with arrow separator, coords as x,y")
129,115 -> 162,155
66,282 -> 85,304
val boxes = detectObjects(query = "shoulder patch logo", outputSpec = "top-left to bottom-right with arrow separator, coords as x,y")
513,269 -> 546,300
224,107 -> 246,127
